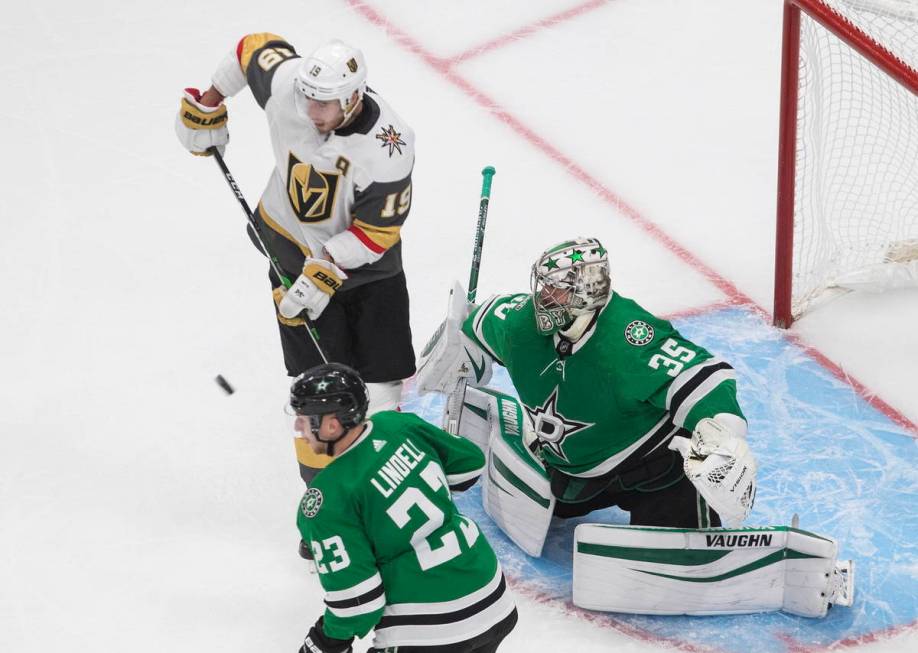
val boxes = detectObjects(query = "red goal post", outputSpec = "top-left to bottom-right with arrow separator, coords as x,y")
773,0 -> 918,328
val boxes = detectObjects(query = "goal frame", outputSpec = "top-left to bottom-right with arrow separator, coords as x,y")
773,0 -> 918,328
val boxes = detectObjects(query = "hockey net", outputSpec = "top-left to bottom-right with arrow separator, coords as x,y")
773,0 -> 918,327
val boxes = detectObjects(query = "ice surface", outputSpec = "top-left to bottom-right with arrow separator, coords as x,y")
1,1 -> 914,651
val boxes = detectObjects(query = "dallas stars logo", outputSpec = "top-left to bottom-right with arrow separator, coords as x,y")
300,487 -> 323,518
523,387 -> 593,462
624,320 -> 654,346
316,380 -> 331,392
375,124 -> 406,156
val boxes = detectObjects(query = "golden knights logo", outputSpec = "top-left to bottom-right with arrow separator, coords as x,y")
375,124 -> 406,157
287,152 -> 348,223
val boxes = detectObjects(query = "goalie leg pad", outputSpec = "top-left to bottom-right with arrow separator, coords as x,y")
482,394 -> 555,557
445,385 -> 541,456
573,524 -> 853,618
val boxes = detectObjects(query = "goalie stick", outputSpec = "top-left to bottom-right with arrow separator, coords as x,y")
208,147 -> 327,363
468,166 -> 496,304
446,166 -> 496,434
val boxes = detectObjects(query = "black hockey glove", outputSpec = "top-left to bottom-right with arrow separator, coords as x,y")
299,616 -> 354,653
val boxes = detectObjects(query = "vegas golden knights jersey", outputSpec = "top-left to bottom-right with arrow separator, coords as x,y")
222,34 -> 415,289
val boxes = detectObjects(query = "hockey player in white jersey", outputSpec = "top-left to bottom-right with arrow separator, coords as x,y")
176,34 -> 416,480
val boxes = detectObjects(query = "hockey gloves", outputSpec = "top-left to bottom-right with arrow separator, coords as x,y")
300,616 -> 353,653
279,258 -> 347,321
669,417 -> 757,527
175,88 -> 228,156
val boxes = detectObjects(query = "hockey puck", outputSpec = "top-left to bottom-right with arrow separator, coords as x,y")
215,374 -> 235,395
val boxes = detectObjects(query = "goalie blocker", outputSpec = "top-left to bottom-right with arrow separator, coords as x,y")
573,524 -> 854,618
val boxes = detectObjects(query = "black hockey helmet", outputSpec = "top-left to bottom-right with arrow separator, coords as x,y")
289,362 -> 369,430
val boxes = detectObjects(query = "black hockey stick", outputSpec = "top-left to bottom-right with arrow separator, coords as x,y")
208,147 -> 327,363
467,166 -> 496,304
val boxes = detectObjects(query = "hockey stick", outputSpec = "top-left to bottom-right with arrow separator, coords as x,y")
446,166 -> 496,434
467,166 -> 496,304
208,147 -> 327,363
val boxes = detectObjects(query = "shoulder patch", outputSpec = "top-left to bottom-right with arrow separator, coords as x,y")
624,320 -> 655,346
375,124 -> 407,157
300,487 -> 324,518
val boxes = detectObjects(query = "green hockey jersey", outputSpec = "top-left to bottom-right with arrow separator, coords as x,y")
462,292 -> 745,477
296,411 -> 514,649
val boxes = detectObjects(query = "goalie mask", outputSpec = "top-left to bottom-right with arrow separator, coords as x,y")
530,237 -> 611,335
294,39 -> 368,124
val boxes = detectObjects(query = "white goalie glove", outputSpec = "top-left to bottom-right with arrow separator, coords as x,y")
416,281 -> 493,395
668,417 -> 757,527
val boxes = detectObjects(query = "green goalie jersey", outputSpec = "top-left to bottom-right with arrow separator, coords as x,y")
296,411 -> 514,649
462,292 -> 745,477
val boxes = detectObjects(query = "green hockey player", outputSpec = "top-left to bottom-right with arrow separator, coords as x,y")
290,363 -> 517,653
416,238 -> 856,621
419,237 -> 757,533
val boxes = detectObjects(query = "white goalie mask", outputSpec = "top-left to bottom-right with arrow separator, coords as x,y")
294,39 -> 368,123
530,237 -> 611,335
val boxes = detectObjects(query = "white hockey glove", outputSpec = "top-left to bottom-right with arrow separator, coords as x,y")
416,281 -> 492,395
174,88 -> 229,156
278,258 -> 347,321
669,417 -> 757,527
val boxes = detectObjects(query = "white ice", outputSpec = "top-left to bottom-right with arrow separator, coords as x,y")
1,1 -> 915,651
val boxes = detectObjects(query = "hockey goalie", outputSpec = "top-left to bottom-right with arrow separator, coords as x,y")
417,237 -> 854,618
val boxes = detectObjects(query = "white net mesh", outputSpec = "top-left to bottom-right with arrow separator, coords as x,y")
791,0 -> 918,317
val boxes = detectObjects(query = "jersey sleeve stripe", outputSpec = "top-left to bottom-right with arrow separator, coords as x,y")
373,568 -> 516,648
326,592 -> 387,619
446,466 -> 484,488
325,582 -> 386,611
323,572 -> 383,603
470,295 -> 505,364
664,357 -> 725,410
667,360 -> 734,411
349,221 -> 401,253
671,365 -> 737,428
236,32 -> 286,73
380,564 -> 503,617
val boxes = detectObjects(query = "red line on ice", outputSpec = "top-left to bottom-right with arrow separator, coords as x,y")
448,0 -> 611,65
345,0 -> 916,432
777,620 -> 918,652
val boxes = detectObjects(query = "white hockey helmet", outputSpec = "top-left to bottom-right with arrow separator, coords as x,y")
530,237 -> 611,335
294,39 -> 368,122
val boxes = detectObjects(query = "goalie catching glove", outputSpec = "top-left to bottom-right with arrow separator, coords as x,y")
279,258 -> 347,321
669,417 -> 757,527
174,88 -> 229,156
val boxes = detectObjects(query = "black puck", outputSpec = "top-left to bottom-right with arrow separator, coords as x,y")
215,374 -> 235,395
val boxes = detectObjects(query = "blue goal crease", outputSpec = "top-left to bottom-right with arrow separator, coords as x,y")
401,306 -> 918,653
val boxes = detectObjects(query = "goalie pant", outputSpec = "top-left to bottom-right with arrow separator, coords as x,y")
297,410 -> 517,650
